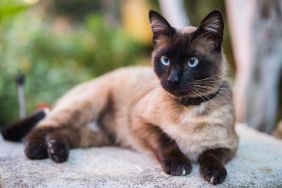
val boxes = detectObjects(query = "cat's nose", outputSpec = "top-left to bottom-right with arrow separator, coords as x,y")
167,69 -> 180,86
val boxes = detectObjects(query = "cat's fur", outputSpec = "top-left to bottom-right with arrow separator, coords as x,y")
1,109 -> 47,142
19,10 -> 238,185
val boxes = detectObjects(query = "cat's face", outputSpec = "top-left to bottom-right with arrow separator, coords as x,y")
149,10 -> 225,98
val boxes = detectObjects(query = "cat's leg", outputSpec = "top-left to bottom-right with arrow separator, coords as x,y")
24,78 -> 112,161
133,123 -> 192,176
199,148 -> 234,185
45,127 -> 111,163
25,126 -> 111,162
24,127 -> 53,159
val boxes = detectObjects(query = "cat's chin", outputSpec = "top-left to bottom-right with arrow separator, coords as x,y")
162,87 -> 194,99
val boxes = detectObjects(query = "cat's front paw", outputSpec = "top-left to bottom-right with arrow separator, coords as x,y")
200,161 -> 227,185
24,127 -> 52,160
162,157 -> 192,176
46,135 -> 69,163
24,141 -> 48,160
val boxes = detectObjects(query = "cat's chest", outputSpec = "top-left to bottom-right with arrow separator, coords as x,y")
159,104 -> 219,162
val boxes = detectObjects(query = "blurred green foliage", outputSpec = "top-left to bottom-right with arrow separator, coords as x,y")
0,5 -> 145,125
0,0 -> 30,125
48,0 -> 101,21
0,0 -> 29,24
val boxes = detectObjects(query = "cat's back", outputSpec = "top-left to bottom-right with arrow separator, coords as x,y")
91,66 -> 158,146
109,66 -> 156,89
55,66 -> 156,105
105,66 -> 158,102
106,66 -> 159,117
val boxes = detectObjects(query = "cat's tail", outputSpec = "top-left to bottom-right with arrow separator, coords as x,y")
1,109 -> 49,142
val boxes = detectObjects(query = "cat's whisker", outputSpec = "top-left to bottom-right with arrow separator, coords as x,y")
189,87 -> 218,107
197,87 -> 231,102
190,77 -> 224,84
190,84 -> 232,106
191,84 -> 231,91
189,77 -> 224,86
128,83 -> 159,110
191,73 -> 224,82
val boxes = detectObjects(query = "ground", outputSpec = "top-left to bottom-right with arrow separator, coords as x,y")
0,124 -> 282,188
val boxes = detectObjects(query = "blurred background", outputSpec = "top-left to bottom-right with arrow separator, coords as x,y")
0,0 -> 281,135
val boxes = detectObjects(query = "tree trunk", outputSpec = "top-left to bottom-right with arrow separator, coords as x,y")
247,0 -> 282,133
225,0 -> 255,123
226,0 -> 282,133
158,0 -> 189,28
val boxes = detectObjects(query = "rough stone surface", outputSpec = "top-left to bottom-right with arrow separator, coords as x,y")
0,124 -> 282,188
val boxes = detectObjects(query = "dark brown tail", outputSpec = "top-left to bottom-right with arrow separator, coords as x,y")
1,109 -> 48,142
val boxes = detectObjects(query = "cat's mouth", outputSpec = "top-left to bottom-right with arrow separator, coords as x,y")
164,88 -> 189,97
161,84 -> 196,98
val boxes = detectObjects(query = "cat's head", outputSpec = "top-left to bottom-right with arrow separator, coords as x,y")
149,10 -> 225,98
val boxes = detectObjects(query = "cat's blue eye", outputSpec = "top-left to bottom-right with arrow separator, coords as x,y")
160,56 -> 170,66
187,57 -> 199,68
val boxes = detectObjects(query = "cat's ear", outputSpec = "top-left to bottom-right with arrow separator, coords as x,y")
192,10 -> 224,51
149,10 -> 175,45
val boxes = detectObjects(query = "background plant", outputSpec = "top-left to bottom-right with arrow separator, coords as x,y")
0,3 -> 146,125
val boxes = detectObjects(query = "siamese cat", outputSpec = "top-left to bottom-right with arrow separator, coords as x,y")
4,10 -> 238,185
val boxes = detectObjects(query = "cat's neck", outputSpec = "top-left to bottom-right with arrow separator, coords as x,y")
176,84 -> 223,106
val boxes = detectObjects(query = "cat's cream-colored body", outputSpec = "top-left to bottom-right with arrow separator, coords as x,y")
38,66 -> 238,162
23,10 -> 237,184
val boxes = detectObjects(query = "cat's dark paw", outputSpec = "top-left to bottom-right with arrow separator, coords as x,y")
200,161 -> 227,185
162,157 -> 192,176
46,136 -> 69,163
24,141 -> 48,160
24,127 -> 52,160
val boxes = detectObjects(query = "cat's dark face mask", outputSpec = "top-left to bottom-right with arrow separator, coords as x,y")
149,10 -> 225,98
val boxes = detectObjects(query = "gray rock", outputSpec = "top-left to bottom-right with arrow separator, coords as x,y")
0,124 -> 282,188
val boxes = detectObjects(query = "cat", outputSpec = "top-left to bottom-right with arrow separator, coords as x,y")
4,10 -> 238,185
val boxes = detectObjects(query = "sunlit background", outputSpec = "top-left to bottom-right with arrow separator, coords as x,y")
0,0 -> 281,136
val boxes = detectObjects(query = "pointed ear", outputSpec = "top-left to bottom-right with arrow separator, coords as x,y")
149,10 -> 175,45
192,10 -> 224,51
